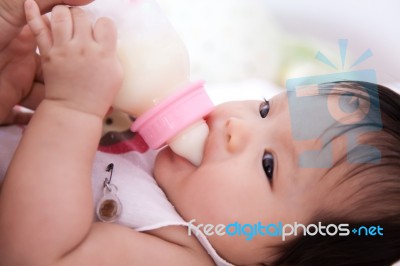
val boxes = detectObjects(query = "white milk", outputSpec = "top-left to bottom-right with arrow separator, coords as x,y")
115,34 -> 190,115
85,0 -> 209,165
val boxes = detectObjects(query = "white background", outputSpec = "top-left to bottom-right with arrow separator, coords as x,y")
264,0 -> 400,88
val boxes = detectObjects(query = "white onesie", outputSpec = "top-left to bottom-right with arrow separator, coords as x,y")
0,125 -> 233,266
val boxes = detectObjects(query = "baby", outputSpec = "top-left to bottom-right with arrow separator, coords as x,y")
0,1 -> 399,266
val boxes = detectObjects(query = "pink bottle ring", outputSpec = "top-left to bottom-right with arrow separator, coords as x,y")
131,81 -> 214,149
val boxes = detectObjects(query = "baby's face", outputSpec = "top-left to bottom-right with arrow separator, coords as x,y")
154,91 -> 348,265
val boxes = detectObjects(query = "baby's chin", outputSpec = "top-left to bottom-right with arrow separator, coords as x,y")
153,147 -> 197,190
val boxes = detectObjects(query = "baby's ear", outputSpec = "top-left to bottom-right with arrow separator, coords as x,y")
93,17 -> 118,51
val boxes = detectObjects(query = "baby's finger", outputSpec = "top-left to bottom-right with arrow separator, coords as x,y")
24,0 -> 52,53
93,17 -> 118,51
70,7 -> 92,41
51,6 -> 73,46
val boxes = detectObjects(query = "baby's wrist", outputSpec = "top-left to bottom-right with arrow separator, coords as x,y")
42,96 -> 110,120
40,99 -> 107,121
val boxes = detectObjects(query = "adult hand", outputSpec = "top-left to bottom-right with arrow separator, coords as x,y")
0,0 -> 94,124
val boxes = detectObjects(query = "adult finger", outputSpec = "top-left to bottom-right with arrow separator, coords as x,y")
19,82 -> 45,111
0,88 -> 18,124
35,0 -> 94,15
1,107 -> 34,125
34,53 -> 44,83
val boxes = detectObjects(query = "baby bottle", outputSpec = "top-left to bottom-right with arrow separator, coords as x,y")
85,0 -> 213,165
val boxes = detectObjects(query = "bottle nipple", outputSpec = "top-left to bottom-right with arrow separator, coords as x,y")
168,120 -> 209,166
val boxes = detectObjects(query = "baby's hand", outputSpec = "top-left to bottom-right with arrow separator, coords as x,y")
24,0 -> 123,118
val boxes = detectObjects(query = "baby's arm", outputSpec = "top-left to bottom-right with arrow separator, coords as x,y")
0,0 -> 122,263
0,1 -> 212,265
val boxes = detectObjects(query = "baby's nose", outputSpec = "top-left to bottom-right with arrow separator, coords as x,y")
226,117 -> 251,153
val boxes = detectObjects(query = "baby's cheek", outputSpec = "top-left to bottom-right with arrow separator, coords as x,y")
153,148 -> 180,191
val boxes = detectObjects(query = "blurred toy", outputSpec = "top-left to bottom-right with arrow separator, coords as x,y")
99,109 -> 148,154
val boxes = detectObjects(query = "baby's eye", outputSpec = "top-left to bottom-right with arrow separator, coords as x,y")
262,152 -> 274,181
259,99 -> 270,118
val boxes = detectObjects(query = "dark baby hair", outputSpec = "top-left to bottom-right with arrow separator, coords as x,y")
270,81 -> 400,266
